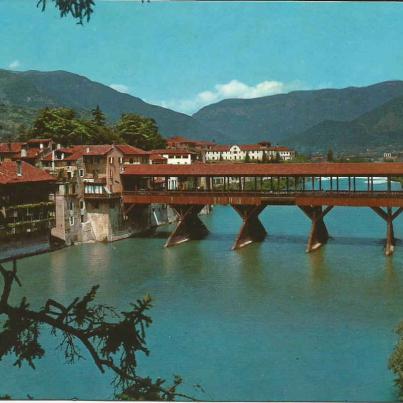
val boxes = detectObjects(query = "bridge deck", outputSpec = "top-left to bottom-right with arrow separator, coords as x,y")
123,190 -> 403,207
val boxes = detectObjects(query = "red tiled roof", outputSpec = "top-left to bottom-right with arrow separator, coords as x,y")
64,150 -> 84,161
41,148 -> 74,162
268,146 -> 292,152
0,142 -> 25,154
21,148 -> 42,159
115,144 -> 148,155
239,144 -> 268,151
27,138 -> 52,144
0,161 -> 57,185
207,145 -> 231,152
167,136 -> 190,142
151,149 -> 195,156
150,154 -> 167,161
122,162 -> 403,177
82,145 -> 113,156
57,147 -> 75,153
63,145 -> 113,161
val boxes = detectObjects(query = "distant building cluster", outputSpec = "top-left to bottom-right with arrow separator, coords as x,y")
0,135 -> 295,255
204,143 -> 295,162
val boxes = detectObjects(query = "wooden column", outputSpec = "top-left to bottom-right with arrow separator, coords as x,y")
298,205 -> 334,252
165,204 -> 209,247
371,207 -> 403,256
232,204 -> 267,250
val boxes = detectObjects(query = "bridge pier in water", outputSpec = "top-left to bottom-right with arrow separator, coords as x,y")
121,162 -> 403,255
164,204 -> 209,247
299,205 -> 334,252
371,207 -> 403,256
232,205 -> 267,250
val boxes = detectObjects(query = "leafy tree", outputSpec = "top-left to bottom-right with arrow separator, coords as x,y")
244,152 -> 251,163
25,107 -> 121,146
327,148 -> 334,162
275,152 -> 281,163
91,105 -> 107,127
115,113 -> 166,150
291,153 -> 310,163
28,107 -> 91,145
37,0 -> 95,24
0,260 -> 194,400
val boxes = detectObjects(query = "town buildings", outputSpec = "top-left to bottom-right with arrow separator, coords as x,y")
0,136 -> 295,252
0,138 -> 54,165
0,160 -> 56,258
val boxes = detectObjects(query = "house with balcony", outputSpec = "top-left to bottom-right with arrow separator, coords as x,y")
0,160 -> 56,258
51,144 -> 131,244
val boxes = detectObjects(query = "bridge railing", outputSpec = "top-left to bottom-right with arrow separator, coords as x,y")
123,190 -> 403,198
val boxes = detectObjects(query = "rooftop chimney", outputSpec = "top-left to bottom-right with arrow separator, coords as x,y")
20,144 -> 27,158
16,160 -> 22,176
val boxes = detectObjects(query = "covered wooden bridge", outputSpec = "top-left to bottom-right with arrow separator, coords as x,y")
121,162 -> 403,255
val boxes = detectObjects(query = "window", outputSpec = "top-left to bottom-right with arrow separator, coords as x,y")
79,200 -> 85,210
69,201 -> 73,211
79,169 -> 84,177
129,158 -> 134,164
69,216 -> 74,226
109,157 -> 113,164
80,214 -> 84,223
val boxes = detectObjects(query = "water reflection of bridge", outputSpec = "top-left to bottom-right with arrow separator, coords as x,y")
121,163 -> 403,255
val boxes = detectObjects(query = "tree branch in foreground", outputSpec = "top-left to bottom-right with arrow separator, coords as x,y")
37,0 -> 95,24
0,261 -> 195,400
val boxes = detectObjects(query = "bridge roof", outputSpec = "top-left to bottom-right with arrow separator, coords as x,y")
121,162 -> 403,177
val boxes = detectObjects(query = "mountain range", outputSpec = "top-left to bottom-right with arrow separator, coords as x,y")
1,68 -> 403,153
193,81 -> 403,148
0,69 -> 218,140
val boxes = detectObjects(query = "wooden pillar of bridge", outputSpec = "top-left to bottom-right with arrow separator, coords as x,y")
232,205 -> 267,250
165,204 -> 209,247
371,207 -> 403,256
299,205 -> 334,253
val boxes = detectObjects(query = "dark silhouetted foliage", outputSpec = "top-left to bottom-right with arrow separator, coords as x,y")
37,0 -> 95,24
0,260 -> 194,400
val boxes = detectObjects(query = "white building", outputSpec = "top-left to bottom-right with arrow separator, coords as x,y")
150,149 -> 195,165
149,149 -> 196,190
267,146 -> 296,161
205,143 -> 295,162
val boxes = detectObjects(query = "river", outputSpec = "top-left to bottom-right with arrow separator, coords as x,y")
1,178 -> 403,400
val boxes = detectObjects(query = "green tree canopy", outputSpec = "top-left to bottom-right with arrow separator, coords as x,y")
29,108 -> 93,145
327,148 -> 334,162
115,113 -> 166,150
91,105 -> 107,127
25,107 -> 122,146
37,0 -> 95,24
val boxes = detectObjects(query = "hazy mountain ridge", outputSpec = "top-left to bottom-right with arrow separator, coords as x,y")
0,69 -> 221,140
192,81 -> 403,145
286,95 -> 403,153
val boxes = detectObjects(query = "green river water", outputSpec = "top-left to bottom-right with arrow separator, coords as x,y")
1,178 -> 403,400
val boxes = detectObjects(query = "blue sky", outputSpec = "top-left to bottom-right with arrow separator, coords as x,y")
1,1 -> 403,114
